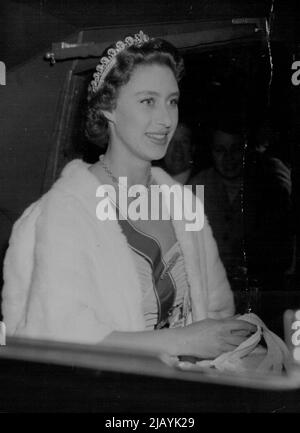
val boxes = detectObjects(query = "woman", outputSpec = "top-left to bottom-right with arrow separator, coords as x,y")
2,31 -> 256,359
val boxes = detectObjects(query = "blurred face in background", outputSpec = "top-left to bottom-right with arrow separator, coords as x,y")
211,129 -> 244,179
163,124 -> 193,175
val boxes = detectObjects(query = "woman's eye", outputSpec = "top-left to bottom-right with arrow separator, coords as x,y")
141,98 -> 155,105
170,98 -> 179,106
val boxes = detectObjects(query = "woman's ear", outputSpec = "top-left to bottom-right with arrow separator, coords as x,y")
101,109 -> 115,123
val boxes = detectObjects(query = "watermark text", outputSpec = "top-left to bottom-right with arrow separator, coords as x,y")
291,60 -> 300,86
0,321 -> 6,346
0,61 -> 6,86
96,179 -> 204,231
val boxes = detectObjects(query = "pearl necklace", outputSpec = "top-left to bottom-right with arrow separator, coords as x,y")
99,154 -> 152,193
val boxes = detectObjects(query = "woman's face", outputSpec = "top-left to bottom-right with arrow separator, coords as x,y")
106,63 -> 179,162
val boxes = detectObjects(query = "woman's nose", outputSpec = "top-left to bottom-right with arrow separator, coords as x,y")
156,104 -> 173,128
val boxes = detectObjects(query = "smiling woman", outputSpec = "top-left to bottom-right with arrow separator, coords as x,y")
100,64 -> 179,164
2,30 -> 260,361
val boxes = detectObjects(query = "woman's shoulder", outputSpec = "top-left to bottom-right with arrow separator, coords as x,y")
13,159 -> 99,234
53,159 -> 95,194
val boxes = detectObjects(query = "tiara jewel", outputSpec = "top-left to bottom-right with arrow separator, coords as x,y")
89,30 -> 150,94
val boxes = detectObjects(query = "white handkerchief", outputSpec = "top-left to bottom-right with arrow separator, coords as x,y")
192,313 -> 290,373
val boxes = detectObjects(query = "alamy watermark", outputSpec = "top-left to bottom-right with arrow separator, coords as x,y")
285,310 -> 300,363
0,321 -> 6,346
291,309 -> 300,347
96,178 -> 204,231
291,60 -> 300,86
0,61 -> 6,86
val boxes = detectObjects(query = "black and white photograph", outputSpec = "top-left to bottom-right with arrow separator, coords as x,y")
0,0 -> 299,416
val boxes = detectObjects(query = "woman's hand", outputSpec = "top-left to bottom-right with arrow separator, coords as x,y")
174,318 -> 257,359
103,318 -> 256,360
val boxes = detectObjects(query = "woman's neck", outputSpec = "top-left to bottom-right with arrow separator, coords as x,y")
102,146 -> 152,188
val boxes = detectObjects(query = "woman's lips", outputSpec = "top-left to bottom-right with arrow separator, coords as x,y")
145,132 -> 168,145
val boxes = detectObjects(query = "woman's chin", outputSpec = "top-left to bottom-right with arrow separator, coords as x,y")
149,149 -> 168,162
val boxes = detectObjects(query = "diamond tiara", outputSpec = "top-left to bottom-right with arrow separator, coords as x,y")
89,30 -> 150,95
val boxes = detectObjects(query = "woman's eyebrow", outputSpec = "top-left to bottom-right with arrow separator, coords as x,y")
134,90 -> 180,97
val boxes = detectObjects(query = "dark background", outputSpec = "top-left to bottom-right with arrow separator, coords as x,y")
0,0 -> 273,70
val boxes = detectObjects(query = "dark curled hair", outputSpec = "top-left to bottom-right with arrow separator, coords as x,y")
85,37 -> 185,150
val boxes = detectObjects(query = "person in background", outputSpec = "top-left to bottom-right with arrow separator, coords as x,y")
191,118 -> 294,291
162,122 -> 195,184
190,122 -> 245,284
